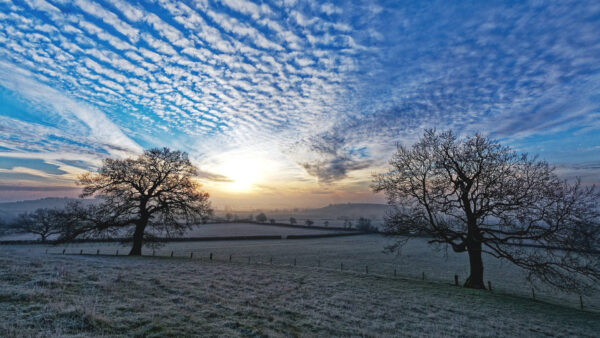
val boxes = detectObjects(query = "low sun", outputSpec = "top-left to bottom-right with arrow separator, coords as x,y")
219,159 -> 262,193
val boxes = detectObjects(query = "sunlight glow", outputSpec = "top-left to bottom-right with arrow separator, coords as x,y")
219,158 -> 263,193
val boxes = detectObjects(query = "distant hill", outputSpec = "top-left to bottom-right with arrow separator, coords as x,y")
0,197 -> 97,221
296,203 -> 391,220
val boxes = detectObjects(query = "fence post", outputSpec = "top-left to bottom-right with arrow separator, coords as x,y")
422,272 -> 425,280
153,250 -> 155,257
340,263 -> 343,271
190,252 -> 193,259
210,253 -> 213,261
80,249 -> 83,255
532,287 -> 535,300
115,250 -> 118,256
62,249 -> 65,255
454,275 -> 459,286
97,249 -> 99,255
229,254 -> 232,263
488,281 -> 492,292
394,269 -> 397,277
170,251 -> 174,257
580,296 -> 584,310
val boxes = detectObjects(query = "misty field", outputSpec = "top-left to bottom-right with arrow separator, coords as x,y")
2,243 -> 600,337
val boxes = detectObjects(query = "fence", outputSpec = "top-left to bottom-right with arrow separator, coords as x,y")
47,246 -> 594,313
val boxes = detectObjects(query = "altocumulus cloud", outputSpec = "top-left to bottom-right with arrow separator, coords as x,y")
0,0 -> 598,195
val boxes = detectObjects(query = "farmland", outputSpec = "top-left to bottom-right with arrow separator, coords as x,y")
1,240 -> 599,337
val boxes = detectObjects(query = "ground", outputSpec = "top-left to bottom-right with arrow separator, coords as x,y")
1,245 -> 599,337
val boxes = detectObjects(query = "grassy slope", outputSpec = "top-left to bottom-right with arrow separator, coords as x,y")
1,246 -> 599,337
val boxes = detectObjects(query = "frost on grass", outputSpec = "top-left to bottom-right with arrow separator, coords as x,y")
1,246 -> 599,337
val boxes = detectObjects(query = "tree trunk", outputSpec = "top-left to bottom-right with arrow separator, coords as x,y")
464,242 -> 486,289
129,221 -> 147,256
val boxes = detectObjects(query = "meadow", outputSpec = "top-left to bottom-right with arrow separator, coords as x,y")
2,241 -> 600,337
37,234 -> 600,313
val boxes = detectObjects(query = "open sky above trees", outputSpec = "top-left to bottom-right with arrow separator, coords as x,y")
0,0 -> 598,208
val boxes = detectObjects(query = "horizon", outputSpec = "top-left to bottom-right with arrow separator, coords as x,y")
1,0 -> 599,208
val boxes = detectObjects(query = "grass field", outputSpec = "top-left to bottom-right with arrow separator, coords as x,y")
1,244 -> 599,337
43,234 -> 600,313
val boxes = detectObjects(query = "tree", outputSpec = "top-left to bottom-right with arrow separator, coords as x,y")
324,220 -> 329,227
255,213 -> 267,223
64,148 -> 212,255
374,130 -> 600,290
225,213 -> 233,222
305,219 -> 314,227
270,219 -> 276,224
289,217 -> 297,225
14,208 -> 62,242
356,217 -> 377,233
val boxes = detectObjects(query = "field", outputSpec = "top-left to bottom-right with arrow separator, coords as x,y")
1,241 -> 599,337
0,222 -> 351,242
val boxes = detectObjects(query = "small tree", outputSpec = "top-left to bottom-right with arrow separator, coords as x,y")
62,148 -> 212,255
356,217 -> 377,233
374,130 -> 600,290
324,220 -> 329,227
305,219 -> 314,227
14,208 -> 62,242
255,213 -> 267,223
225,213 -> 233,222
270,219 -> 276,224
289,217 -> 297,225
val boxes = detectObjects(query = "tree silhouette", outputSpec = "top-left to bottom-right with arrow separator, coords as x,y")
14,208 -> 62,242
289,217 -> 297,225
255,213 -> 267,223
374,130 -> 599,290
64,148 -> 212,255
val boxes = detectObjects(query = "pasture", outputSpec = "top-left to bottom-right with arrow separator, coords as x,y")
34,235 -> 600,313
1,243 -> 600,337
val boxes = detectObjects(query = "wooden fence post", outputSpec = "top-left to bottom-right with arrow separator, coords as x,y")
80,249 -> 83,255
532,287 -> 535,300
340,263 -> 343,271
62,249 -> 65,255
152,250 -> 155,257
115,250 -> 118,256
488,281 -> 492,292
394,269 -> 397,277
454,275 -> 459,286
190,252 -> 193,259
580,296 -> 584,310
170,251 -> 174,257
229,254 -> 232,263
422,272 -> 425,280
97,249 -> 99,255
210,253 -> 213,261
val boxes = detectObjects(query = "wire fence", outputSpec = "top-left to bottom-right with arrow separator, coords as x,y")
47,246 -> 595,313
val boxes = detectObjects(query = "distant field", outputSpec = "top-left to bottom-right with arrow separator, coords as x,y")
0,222 -> 350,242
44,235 -> 600,313
1,245 -> 599,337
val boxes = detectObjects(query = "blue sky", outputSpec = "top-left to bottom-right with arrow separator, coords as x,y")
0,0 -> 598,207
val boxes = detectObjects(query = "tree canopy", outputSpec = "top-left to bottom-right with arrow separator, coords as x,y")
62,148 -> 212,255
374,130 -> 600,290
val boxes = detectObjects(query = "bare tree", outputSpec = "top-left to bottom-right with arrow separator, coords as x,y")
62,148 -> 212,255
374,130 -> 600,290
14,208 -> 62,242
289,217 -> 297,225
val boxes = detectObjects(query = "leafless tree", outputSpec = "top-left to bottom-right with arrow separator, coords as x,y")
373,130 -> 600,291
14,208 -> 62,242
61,148 -> 212,255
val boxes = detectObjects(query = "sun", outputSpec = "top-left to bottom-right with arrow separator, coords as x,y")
219,158 -> 262,193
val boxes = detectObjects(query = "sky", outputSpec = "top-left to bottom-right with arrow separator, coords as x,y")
0,0 -> 598,209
